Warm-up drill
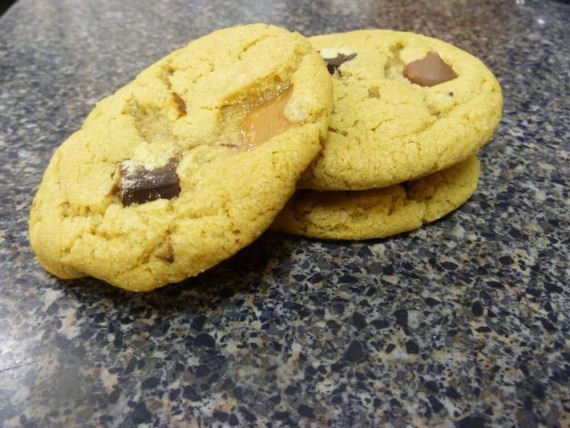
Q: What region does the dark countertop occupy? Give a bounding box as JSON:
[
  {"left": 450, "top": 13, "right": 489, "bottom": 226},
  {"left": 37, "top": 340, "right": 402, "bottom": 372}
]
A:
[{"left": 1, "top": 0, "right": 568, "bottom": 426}]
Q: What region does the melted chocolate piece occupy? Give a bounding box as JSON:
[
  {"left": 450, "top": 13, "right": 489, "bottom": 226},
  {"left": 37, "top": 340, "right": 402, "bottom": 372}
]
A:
[
  {"left": 323, "top": 53, "right": 357, "bottom": 75},
  {"left": 119, "top": 157, "right": 181, "bottom": 206},
  {"left": 403, "top": 52, "right": 457, "bottom": 87}
]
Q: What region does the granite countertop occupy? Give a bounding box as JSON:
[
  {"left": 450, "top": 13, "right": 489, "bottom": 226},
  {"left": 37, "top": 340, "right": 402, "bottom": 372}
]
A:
[{"left": 1, "top": 0, "right": 569, "bottom": 426}]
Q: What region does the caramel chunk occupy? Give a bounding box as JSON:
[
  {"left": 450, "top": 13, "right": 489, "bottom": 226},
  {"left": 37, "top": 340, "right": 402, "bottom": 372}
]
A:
[
  {"left": 167, "top": 92, "right": 186, "bottom": 117},
  {"left": 241, "top": 87, "right": 294, "bottom": 147},
  {"left": 323, "top": 52, "right": 357, "bottom": 75},
  {"left": 119, "top": 157, "right": 181, "bottom": 206},
  {"left": 404, "top": 52, "right": 457, "bottom": 87}
]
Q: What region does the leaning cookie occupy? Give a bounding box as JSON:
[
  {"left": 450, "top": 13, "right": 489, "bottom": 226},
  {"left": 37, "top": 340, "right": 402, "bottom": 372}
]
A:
[
  {"left": 273, "top": 156, "right": 480, "bottom": 240},
  {"left": 299, "top": 29, "right": 502, "bottom": 191},
  {"left": 29, "top": 24, "right": 332, "bottom": 291}
]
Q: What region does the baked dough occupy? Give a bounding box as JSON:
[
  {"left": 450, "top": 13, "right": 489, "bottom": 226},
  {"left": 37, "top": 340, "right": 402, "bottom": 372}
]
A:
[
  {"left": 273, "top": 156, "right": 480, "bottom": 240},
  {"left": 300, "top": 30, "right": 502, "bottom": 190},
  {"left": 29, "top": 24, "right": 332, "bottom": 291}
]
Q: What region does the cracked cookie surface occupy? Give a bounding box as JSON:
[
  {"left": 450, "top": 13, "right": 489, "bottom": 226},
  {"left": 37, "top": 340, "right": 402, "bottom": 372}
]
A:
[
  {"left": 29, "top": 24, "right": 332, "bottom": 291},
  {"left": 273, "top": 156, "right": 480, "bottom": 240},
  {"left": 299, "top": 30, "right": 502, "bottom": 191}
]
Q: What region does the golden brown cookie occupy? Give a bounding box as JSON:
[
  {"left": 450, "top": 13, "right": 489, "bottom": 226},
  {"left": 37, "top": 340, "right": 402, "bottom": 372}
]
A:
[
  {"left": 299, "top": 30, "right": 502, "bottom": 190},
  {"left": 29, "top": 24, "right": 332, "bottom": 291},
  {"left": 273, "top": 156, "right": 480, "bottom": 240}
]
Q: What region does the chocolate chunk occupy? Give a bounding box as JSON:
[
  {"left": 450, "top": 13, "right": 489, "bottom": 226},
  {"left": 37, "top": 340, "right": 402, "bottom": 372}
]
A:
[
  {"left": 154, "top": 241, "right": 174, "bottom": 263},
  {"left": 323, "top": 52, "right": 357, "bottom": 75},
  {"left": 119, "top": 157, "right": 181, "bottom": 206},
  {"left": 404, "top": 52, "right": 457, "bottom": 87}
]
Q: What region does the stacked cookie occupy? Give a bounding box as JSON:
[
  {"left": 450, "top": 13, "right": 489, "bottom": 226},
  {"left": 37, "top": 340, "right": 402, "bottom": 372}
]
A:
[
  {"left": 29, "top": 25, "right": 502, "bottom": 291},
  {"left": 272, "top": 30, "right": 503, "bottom": 239}
]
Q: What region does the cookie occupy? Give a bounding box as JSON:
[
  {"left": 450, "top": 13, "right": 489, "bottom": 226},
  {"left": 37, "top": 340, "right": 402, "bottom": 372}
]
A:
[
  {"left": 299, "top": 29, "right": 502, "bottom": 190},
  {"left": 273, "top": 156, "right": 480, "bottom": 240},
  {"left": 29, "top": 24, "right": 332, "bottom": 291}
]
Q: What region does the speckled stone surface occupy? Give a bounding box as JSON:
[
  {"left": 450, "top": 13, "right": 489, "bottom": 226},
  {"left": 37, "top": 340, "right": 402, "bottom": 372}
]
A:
[{"left": 1, "top": 0, "right": 569, "bottom": 426}]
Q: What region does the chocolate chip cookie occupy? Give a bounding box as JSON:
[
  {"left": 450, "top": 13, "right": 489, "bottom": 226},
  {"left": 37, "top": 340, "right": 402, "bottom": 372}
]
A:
[
  {"left": 300, "top": 29, "right": 502, "bottom": 191},
  {"left": 29, "top": 24, "right": 332, "bottom": 291},
  {"left": 273, "top": 156, "right": 480, "bottom": 240}
]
